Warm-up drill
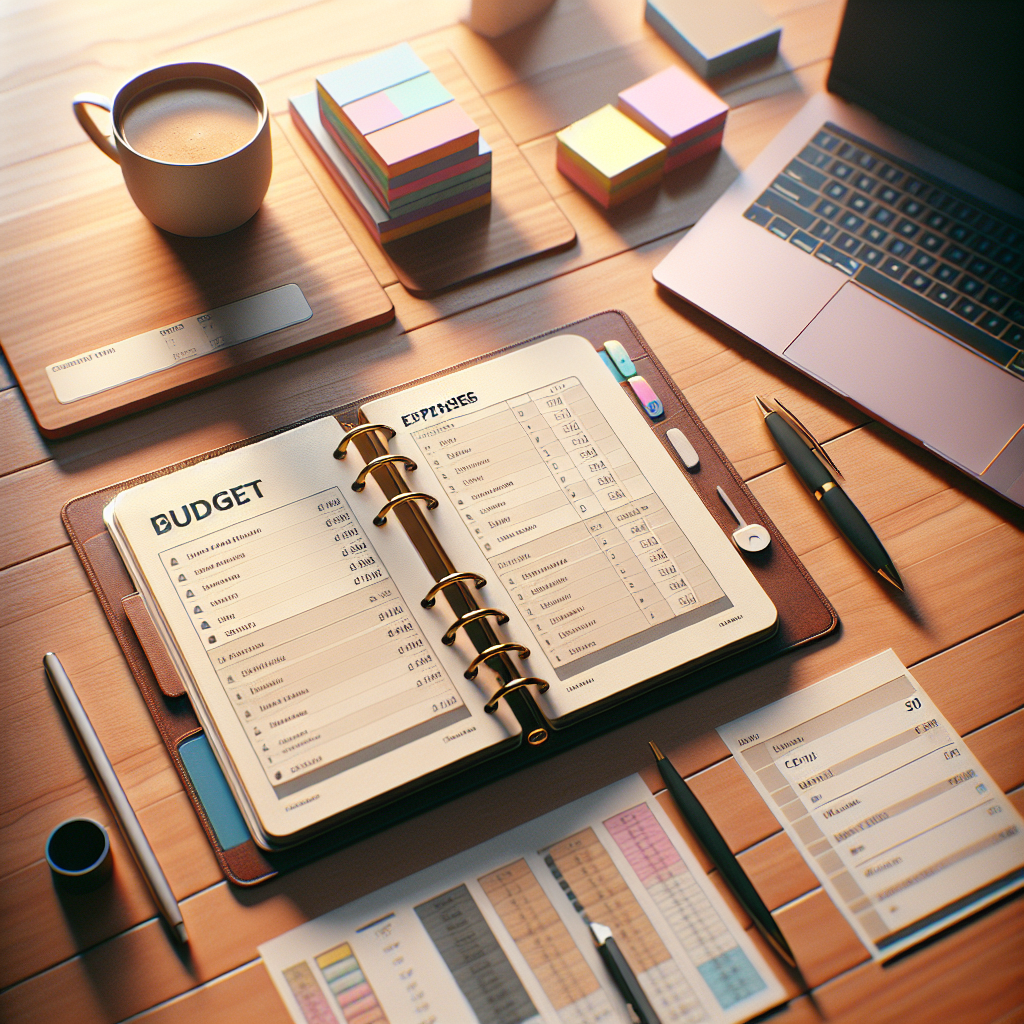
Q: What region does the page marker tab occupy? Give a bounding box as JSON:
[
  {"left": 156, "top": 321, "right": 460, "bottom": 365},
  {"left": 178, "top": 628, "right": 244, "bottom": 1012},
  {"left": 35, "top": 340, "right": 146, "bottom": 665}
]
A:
[
  {"left": 599, "top": 350, "right": 625, "bottom": 380},
  {"left": 603, "top": 339, "right": 636, "bottom": 377},
  {"left": 628, "top": 375, "right": 663, "bottom": 418},
  {"left": 666, "top": 427, "right": 700, "bottom": 470}
]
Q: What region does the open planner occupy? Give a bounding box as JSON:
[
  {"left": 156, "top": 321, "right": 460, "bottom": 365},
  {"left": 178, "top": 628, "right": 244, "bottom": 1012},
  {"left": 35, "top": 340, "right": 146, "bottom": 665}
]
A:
[{"left": 102, "top": 334, "right": 778, "bottom": 848}]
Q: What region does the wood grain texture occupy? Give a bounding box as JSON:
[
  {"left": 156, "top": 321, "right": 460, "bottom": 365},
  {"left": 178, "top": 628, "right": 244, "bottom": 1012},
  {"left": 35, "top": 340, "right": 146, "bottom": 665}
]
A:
[
  {"left": 0, "top": 121, "right": 394, "bottom": 437},
  {"left": 1, "top": 0, "right": 1022, "bottom": 1019}
]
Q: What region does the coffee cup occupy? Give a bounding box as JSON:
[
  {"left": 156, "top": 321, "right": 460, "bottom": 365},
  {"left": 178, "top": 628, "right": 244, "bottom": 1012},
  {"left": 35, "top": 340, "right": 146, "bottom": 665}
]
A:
[{"left": 73, "top": 62, "right": 272, "bottom": 237}]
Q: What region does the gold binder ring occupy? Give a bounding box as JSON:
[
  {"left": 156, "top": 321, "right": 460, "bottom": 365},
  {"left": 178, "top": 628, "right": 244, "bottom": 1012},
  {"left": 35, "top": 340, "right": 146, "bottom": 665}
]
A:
[
  {"left": 484, "top": 677, "right": 550, "bottom": 714},
  {"left": 373, "top": 492, "right": 438, "bottom": 526},
  {"left": 464, "top": 643, "right": 530, "bottom": 680},
  {"left": 422, "top": 571, "right": 488, "bottom": 609},
  {"left": 352, "top": 454, "right": 417, "bottom": 492},
  {"left": 441, "top": 608, "right": 509, "bottom": 646},
  {"left": 334, "top": 423, "right": 396, "bottom": 460}
]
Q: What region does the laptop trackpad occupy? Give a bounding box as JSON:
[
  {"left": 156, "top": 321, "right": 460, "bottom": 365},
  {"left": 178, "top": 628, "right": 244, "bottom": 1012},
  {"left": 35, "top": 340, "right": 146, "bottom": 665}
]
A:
[{"left": 785, "top": 283, "right": 1024, "bottom": 474}]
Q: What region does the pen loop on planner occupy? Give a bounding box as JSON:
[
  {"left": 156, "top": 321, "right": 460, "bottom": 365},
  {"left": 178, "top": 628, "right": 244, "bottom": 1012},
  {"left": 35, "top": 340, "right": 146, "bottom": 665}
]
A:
[
  {"left": 333, "top": 422, "right": 396, "bottom": 459},
  {"left": 373, "top": 491, "right": 438, "bottom": 526},
  {"left": 422, "top": 571, "right": 488, "bottom": 608},
  {"left": 352, "top": 454, "right": 417, "bottom": 491},
  {"left": 464, "top": 642, "right": 530, "bottom": 679},
  {"left": 484, "top": 677, "right": 550, "bottom": 713},
  {"left": 771, "top": 396, "right": 843, "bottom": 479},
  {"left": 442, "top": 607, "right": 509, "bottom": 645}
]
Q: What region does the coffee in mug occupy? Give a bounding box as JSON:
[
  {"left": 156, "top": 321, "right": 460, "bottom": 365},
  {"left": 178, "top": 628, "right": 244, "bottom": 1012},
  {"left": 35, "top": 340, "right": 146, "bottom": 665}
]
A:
[{"left": 73, "top": 63, "right": 272, "bottom": 237}]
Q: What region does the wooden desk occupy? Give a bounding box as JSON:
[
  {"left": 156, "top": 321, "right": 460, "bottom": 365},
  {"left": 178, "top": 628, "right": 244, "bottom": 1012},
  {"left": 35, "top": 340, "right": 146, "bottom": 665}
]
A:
[{"left": 1, "top": 1, "right": 1021, "bottom": 1021}]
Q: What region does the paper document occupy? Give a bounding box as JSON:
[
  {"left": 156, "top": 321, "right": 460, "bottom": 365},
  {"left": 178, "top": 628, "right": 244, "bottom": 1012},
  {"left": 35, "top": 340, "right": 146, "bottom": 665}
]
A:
[
  {"left": 259, "top": 775, "right": 785, "bottom": 1024},
  {"left": 717, "top": 649, "right": 1024, "bottom": 960}
]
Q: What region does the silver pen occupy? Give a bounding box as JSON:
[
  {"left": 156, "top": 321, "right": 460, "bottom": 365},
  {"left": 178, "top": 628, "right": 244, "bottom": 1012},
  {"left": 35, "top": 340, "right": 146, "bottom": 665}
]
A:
[{"left": 44, "top": 652, "right": 188, "bottom": 944}]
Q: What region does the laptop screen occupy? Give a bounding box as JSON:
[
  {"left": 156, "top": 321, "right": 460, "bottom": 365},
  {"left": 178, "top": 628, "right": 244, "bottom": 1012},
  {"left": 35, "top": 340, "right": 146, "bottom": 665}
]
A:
[{"left": 828, "top": 0, "right": 1024, "bottom": 195}]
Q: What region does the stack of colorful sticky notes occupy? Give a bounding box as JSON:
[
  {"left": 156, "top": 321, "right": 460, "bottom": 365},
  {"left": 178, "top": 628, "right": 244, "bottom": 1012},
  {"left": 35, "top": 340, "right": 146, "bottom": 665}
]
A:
[
  {"left": 617, "top": 66, "right": 728, "bottom": 171},
  {"left": 555, "top": 105, "right": 665, "bottom": 208},
  {"left": 314, "top": 44, "right": 491, "bottom": 239}
]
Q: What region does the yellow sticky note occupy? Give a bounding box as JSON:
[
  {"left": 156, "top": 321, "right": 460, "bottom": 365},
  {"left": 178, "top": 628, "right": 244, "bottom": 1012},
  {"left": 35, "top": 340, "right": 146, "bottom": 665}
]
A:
[{"left": 556, "top": 105, "right": 665, "bottom": 190}]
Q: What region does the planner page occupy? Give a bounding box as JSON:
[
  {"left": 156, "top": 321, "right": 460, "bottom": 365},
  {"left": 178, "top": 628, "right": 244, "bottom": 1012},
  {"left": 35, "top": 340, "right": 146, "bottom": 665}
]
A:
[
  {"left": 718, "top": 649, "right": 1024, "bottom": 960},
  {"left": 360, "top": 335, "right": 777, "bottom": 722},
  {"left": 260, "top": 775, "right": 786, "bottom": 1024},
  {"left": 104, "top": 416, "right": 520, "bottom": 847}
]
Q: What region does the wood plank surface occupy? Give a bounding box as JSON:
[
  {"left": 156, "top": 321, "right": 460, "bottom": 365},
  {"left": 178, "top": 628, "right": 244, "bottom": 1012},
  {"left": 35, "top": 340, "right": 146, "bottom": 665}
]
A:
[{"left": 0, "top": 0, "right": 1021, "bottom": 1020}]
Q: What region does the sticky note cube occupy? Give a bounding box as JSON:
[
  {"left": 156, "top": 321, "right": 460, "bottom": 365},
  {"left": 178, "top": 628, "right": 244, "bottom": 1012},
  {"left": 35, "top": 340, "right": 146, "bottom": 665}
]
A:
[
  {"left": 316, "top": 43, "right": 429, "bottom": 109},
  {"left": 556, "top": 106, "right": 665, "bottom": 208},
  {"left": 618, "top": 66, "right": 728, "bottom": 170},
  {"left": 342, "top": 73, "right": 453, "bottom": 137},
  {"left": 645, "top": 0, "right": 780, "bottom": 79}
]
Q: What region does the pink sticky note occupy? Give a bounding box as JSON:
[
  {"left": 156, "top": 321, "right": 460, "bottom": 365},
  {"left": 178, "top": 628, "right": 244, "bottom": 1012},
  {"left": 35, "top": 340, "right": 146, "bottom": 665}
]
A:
[
  {"left": 618, "top": 65, "right": 728, "bottom": 150},
  {"left": 343, "top": 91, "right": 404, "bottom": 136}
]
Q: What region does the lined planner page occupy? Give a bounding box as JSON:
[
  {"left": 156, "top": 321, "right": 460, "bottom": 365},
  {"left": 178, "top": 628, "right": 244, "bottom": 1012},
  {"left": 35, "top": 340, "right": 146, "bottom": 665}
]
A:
[
  {"left": 259, "top": 775, "right": 785, "bottom": 1024},
  {"left": 360, "top": 335, "right": 777, "bottom": 722},
  {"left": 104, "top": 415, "right": 518, "bottom": 846}
]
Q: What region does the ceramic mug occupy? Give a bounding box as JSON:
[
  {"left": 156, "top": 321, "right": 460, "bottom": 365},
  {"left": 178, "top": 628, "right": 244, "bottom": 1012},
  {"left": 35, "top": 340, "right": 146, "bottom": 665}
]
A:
[{"left": 73, "top": 62, "right": 272, "bottom": 237}]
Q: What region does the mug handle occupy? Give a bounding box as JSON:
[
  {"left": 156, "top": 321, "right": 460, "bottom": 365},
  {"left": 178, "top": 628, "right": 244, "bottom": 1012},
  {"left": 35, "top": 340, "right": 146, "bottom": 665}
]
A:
[{"left": 72, "top": 93, "right": 119, "bottom": 162}]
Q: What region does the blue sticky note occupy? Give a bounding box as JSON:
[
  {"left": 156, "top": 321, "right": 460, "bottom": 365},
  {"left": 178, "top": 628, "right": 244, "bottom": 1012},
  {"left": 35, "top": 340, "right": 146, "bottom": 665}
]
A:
[
  {"left": 318, "top": 43, "right": 429, "bottom": 109},
  {"left": 600, "top": 350, "right": 626, "bottom": 380},
  {"left": 179, "top": 734, "right": 251, "bottom": 850},
  {"left": 603, "top": 339, "right": 636, "bottom": 377}
]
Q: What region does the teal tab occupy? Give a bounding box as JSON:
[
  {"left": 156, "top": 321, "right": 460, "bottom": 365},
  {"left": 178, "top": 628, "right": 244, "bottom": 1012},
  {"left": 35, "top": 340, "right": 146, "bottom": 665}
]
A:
[
  {"left": 603, "top": 339, "right": 636, "bottom": 376},
  {"left": 599, "top": 350, "right": 626, "bottom": 380},
  {"left": 387, "top": 73, "right": 453, "bottom": 120},
  {"left": 179, "top": 734, "right": 251, "bottom": 850},
  {"left": 318, "top": 43, "right": 429, "bottom": 108}
]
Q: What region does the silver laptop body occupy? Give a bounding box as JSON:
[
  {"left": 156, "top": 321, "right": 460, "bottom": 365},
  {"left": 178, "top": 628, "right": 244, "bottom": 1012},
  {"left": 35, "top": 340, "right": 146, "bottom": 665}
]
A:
[{"left": 654, "top": 3, "right": 1024, "bottom": 507}]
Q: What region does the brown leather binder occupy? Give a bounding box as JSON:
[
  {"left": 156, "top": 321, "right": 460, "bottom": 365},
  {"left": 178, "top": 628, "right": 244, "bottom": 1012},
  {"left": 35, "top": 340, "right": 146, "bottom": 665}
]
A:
[{"left": 62, "top": 310, "right": 837, "bottom": 885}]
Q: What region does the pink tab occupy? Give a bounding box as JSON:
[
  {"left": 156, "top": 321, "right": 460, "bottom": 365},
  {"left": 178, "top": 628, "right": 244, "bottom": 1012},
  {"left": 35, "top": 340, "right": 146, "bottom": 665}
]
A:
[{"left": 628, "top": 375, "right": 664, "bottom": 418}]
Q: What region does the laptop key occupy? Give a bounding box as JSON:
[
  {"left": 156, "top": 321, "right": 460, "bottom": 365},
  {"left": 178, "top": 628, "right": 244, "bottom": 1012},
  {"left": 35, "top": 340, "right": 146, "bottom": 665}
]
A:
[
  {"left": 768, "top": 217, "right": 795, "bottom": 239},
  {"left": 948, "top": 223, "right": 971, "bottom": 242},
  {"left": 858, "top": 244, "right": 884, "bottom": 265},
  {"left": 784, "top": 159, "right": 828, "bottom": 190},
  {"left": 873, "top": 207, "right": 896, "bottom": 226},
  {"left": 979, "top": 313, "right": 1008, "bottom": 335},
  {"left": 989, "top": 269, "right": 1019, "bottom": 293},
  {"left": 757, "top": 190, "right": 816, "bottom": 229},
  {"left": 1005, "top": 325, "right": 1024, "bottom": 346},
  {"left": 906, "top": 271, "right": 930, "bottom": 291},
  {"left": 744, "top": 204, "right": 773, "bottom": 227},
  {"left": 971, "top": 235, "right": 997, "bottom": 256},
  {"left": 811, "top": 220, "right": 838, "bottom": 241},
  {"left": 888, "top": 239, "right": 913, "bottom": 257},
  {"left": 935, "top": 264, "right": 958, "bottom": 283},
  {"left": 853, "top": 173, "right": 876, "bottom": 193},
  {"left": 920, "top": 232, "right": 945, "bottom": 252},
  {"left": 925, "top": 212, "right": 948, "bottom": 230},
  {"left": 789, "top": 230, "right": 818, "bottom": 253},
  {"left": 929, "top": 283, "right": 956, "bottom": 306},
  {"left": 996, "top": 247, "right": 1021, "bottom": 270},
  {"left": 953, "top": 298, "right": 983, "bottom": 322},
  {"left": 896, "top": 219, "right": 919, "bottom": 238},
  {"left": 814, "top": 243, "right": 858, "bottom": 274},
  {"left": 880, "top": 257, "right": 908, "bottom": 280},
  {"left": 857, "top": 153, "right": 877, "bottom": 170},
  {"left": 967, "top": 257, "right": 993, "bottom": 277},
  {"left": 848, "top": 193, "right": 872, "bottom": 213},
  {"left": 838, "top": 212, "right": 864, "bottom": 232},
  {"left": 813, "top": 130, "right": 839, "bottom": 151},
  {"left": 900, "top": 198, "right": 924, "bottom": 217},
  {"left": 983, "top": 289, "right": 1008, "bottom": 311},
  {"left": 911, "top": 252, "right": 936, "bottom": 271},
  {"left": 824, "top": 181, "right": 848, "bottom": 200},
  {"left": 905, "top": 178, "right": 926, "bottom": 195},
  {"left": 831, "top": 161, "right": 853, "bottom": 179},
  {"left": 799, "top": 146, "right": 832, "bottom": 169},
  {"left": 877, "top": 186, "right": 900, "bottom": 205},
  {"left": 815, "top": 198, "right": 841, "bottom": 219},
  {"left": 943, "top": 244, "right": 968, "bottom": 264},
  {"left": 1007, "top": 303, "right": 1024, "bottom": 325},
  {"left": 836, "top": 232, "right": 861, "bottom": 254},
  {"left": 772, "top": 175, "right": 817, "bottom": 207},
  {"left": 958, "top": 276, "right": 983, "bottom": 296},
  {"left": 880, "top": 165, "right": 904, "bottom": 184},
  {"left": 862, "top": 224, "right": 888, "bottom": 245}
]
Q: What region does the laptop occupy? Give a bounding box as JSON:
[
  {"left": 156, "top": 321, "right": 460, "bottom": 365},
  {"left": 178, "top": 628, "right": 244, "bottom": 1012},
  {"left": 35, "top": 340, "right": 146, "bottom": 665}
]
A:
[{"left": 653, "top": 0, "right": 1024, "bottom": 507}]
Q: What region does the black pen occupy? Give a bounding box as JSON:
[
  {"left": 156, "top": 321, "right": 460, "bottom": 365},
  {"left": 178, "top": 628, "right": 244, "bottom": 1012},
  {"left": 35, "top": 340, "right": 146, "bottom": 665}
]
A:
[
  {"left": 649, "top": 741, "right": 797, "bottom": 969},
  {"left": 589, "top": 922, "right": 663, "bottom": 1024},
  {"left": 754, "top": 395, "right": 903, "bottom": 590}
]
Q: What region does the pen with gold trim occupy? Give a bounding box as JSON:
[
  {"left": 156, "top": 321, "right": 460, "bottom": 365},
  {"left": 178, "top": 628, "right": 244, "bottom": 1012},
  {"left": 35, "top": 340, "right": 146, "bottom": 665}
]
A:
[{"left": 754, "top": 395, "right": 903, "bottom": 590}]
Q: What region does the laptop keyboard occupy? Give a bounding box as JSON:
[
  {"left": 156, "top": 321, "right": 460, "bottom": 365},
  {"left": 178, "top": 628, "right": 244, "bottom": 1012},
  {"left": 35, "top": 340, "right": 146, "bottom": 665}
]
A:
[{"left": 743, "top": 123, "right": 1024, "bottom": 378}]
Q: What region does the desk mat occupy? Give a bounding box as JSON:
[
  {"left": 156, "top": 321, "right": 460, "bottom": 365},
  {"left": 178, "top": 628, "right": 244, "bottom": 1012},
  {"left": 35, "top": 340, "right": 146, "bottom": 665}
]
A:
[
  {"left": 284, "top": 48, "right": 577, "bottom": 296},
  {"left": 62, "top": 310, "right": 837, "bottom": 886},
  {"left": 0, "top": 121, "right": 394, "bottom": 438}
]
